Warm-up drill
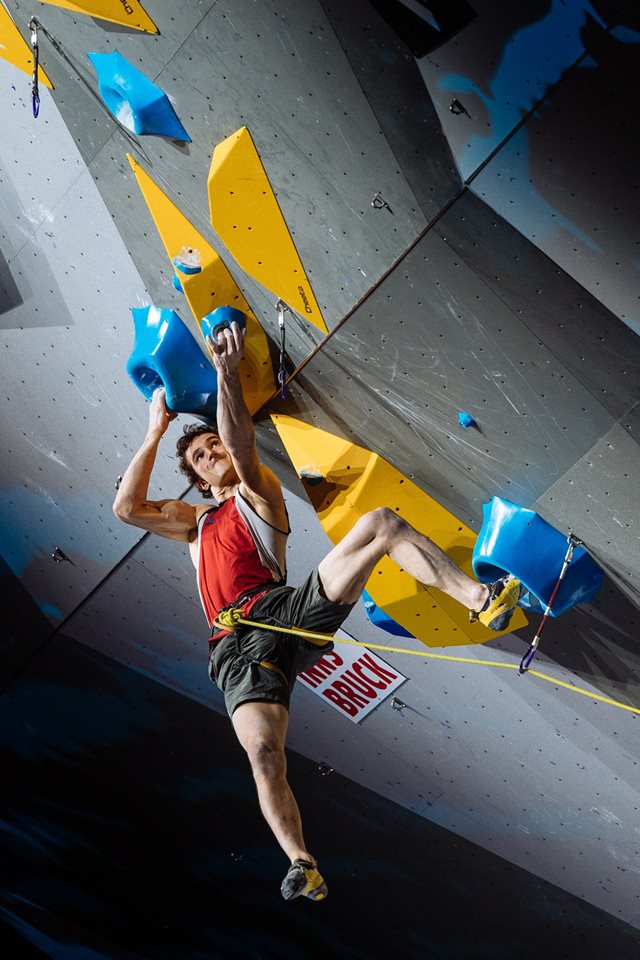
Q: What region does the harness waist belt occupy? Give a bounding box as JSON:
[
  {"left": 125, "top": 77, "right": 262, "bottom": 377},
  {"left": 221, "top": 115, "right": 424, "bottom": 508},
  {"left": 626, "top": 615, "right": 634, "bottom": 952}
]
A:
[{"left": 208, "top": 581, "right": 284, "bottom": 646}]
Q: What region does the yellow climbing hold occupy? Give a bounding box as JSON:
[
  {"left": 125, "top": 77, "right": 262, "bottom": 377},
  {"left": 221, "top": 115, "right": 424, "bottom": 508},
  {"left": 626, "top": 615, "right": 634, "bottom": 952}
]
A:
[
  {"left": 127, "top": 154, "right": 275, "bottom": 416},
  {"left": 36, "top": 1, "right": 158, "bottom": 33},
  {"left": 0, "top": 5, "right": 53, "bottom": 88},
  {"left": 208, "top": 127, "right": 328, "bottom": 334},
  {"left": 271, "top": 415, "right": 528, "bottom": 648}
]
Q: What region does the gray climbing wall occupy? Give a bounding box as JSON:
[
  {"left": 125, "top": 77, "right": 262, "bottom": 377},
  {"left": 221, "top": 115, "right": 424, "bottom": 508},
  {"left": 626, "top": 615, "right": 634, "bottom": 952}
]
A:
[{"left": 2, "top": 0, "right": 640, "bottom": 950}]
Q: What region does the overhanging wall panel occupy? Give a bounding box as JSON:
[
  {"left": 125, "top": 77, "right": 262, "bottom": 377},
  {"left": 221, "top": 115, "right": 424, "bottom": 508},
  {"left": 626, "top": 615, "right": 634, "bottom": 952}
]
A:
[
  {"left": 533, "top": 424, "right": 640, "bottom": 608},
  {"left": 276, "top": 228, "right": 615, "bottom": 525},
  {"left": 0, "top": 75, "right": 189, "bottom": 626},
  {"left": 2, "top": 0, "right": 215, "bottom": 161},
  {"left": 416, "top": 0, "right": 631, "bottom": 180},
  {"left": 0, "top": 68, "right": 85, "bottom": 274},
  {"left": 20, "top": 0, "right": 431, "bottom": 337},
  {"left": 471, "top": 21, "right": 640, "bottom": 332},
  {"left": 433, "top": 190, "right": 640, "bottom": 424},
  {"left": 319, "top": 0, "right": 463, "bottom": 220},
  {"left": 142, "top": 0, "right": 428, "bottom": 328}
]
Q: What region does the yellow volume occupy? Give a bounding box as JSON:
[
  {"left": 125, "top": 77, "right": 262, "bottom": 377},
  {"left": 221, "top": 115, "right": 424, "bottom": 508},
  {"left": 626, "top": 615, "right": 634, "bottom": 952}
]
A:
[
  {"left": 36, "top": 1, "right": 158, "bottom": 33},
  {"left": 209, "top": 127, "right": 328, "bottom": 334},
  {"left": 271, "top": 414, "right": 528, "bottom": 648}
]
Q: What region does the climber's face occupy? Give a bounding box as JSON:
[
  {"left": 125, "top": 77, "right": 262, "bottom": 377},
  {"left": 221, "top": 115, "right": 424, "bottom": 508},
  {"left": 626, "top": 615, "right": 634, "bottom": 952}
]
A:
[{"left": 187, "top": 432, "right": 238, "bottom": 494}]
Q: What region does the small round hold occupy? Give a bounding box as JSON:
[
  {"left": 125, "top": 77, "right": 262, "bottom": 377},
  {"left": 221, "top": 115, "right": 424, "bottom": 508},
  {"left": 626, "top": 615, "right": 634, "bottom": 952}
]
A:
[
  {"left": 172, "top": 247, "right": 202, "bottom": 275},
  {"left": 458, "top": 411, "right": 477, "bottom": 429}
]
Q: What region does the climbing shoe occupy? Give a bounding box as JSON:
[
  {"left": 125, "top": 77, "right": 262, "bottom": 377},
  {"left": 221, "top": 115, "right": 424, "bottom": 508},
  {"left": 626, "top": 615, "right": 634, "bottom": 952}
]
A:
[
  {"left": 469, "top": 575, "right": 523, "bottom": 631},
  {"left": 280, "top": 858, "right": 328, "bottom": 902}
]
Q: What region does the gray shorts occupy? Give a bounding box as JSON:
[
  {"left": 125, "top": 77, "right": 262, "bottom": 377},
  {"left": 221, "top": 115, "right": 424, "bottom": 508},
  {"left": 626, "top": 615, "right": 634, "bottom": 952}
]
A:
[{"left": 208, "top": 569, "right": 355, "bottom": 717}]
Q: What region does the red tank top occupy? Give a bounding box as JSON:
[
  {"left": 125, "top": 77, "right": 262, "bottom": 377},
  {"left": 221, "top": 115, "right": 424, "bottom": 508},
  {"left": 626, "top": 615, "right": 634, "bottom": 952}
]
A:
[{"left": 196, "top": 498, "right": 281, "bottom": 630}]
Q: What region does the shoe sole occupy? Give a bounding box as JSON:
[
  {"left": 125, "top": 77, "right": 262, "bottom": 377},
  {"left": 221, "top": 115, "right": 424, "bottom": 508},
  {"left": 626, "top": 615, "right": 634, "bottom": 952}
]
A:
[
  {"left": 281, "top": 867, "right": 328, "bottom": 902},
  {"left": 479, "top": 577, "right": 523, "bottom": 631}
]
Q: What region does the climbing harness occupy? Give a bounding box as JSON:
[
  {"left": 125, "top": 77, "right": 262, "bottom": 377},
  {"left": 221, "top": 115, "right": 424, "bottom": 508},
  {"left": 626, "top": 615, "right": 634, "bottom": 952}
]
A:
[
  {"left": 211, "top": 583, "right": 291, "bottom": 687},
  {"left": 28, "top": 16, "right": 41, "bottom": 118},
  {"left": 518, "top": 533, "right": 582, "bottom": 675},
  {"left": 275, "top": 299, "right": 290, "bottom": 399},
  {"left": 209, "top": 581, "right": 284, "bottom": 643},
  {"left": 213, "top": 606, "right": 640, "bottom": 718}
]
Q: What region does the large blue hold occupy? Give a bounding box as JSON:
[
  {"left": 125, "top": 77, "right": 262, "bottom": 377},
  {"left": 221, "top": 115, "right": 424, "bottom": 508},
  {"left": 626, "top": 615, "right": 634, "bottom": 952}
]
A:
[
  {"left": 88, "top": 51, "right": 190, "bottom": 141},
  {"left": 126, "top": 306, "right": 218, "bottom": 425},
  {"left": 472, "top": 496, "right": 603, "bottom": 616}
]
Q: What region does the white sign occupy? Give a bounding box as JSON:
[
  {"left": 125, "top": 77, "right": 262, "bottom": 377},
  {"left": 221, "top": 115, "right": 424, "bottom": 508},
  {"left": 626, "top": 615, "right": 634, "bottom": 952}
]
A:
[{"left": 297, "top": 631, "right": 407, "bottom": 723}]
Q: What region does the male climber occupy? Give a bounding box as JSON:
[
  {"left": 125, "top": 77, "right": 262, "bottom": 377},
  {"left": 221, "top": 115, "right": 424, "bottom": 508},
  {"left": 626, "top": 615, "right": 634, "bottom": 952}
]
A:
[{"left": 113, "top": 317, "right": 521, "bottom": 902}]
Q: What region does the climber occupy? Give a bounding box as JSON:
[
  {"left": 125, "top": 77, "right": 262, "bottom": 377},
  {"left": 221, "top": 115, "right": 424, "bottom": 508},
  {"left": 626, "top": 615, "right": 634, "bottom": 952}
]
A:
[{"left": 113, "top": 317, "right": 521, "bottom": 902}]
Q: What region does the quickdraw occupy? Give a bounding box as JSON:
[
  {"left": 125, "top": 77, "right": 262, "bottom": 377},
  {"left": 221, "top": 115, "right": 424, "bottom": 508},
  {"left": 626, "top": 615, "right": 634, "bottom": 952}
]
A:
[
  {"left": 518, "top": 534, "right": 583, "bottom": 675},
  {"left": 28, "top": 17, "right": 41, "bottom": 118},
  {"left": 275, "top": 299, "right": 291, "bottom": 400}
]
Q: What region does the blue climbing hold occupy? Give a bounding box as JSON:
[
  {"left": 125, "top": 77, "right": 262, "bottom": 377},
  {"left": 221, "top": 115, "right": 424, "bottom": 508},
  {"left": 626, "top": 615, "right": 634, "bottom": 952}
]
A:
[
  {"left": 88, "top": 51, "right": 190, "bottom": 141},
  {"left": 472, "top": 496, "right": 603, "bottom": 616},
  {"left": 126, "top": 306, "right": 218, "bottom": 424},
  {"left": 362, "top": 590, "right": 414, "bottom": 638},
  {"left": 172, "top": 251, "right": 201, "bottom": 295},
  {"left": 458, "top": 411, "right": 477, "bottom": 429},
  {"left": 199, "top": 305, "right": 246, "bottom": 344}
]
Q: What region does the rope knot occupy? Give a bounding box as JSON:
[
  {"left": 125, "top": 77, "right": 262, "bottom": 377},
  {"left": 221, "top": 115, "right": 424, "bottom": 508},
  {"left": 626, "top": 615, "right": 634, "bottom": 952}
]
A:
[{"left": 217, "top": 607, "right": 243, "bottom": 628}]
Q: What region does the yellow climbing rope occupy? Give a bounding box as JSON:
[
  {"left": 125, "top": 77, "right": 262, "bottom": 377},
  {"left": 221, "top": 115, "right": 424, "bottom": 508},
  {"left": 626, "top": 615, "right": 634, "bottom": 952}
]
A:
[{"left": 214, "top": 609, "right": 640, "bottom": 718}]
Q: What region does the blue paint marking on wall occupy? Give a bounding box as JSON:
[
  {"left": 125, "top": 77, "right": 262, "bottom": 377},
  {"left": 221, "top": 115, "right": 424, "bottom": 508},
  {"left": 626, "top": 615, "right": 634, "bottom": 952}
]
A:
[
  {"left": 0, "top": 485, "right": 132, "bottom": 611},
  {"left": 121, "top": 632, "right": 206, "bottom": 690},
  {"left": 434, "top": 0, "right": 640, "bottom": 262},
  {"left": 40, "top": 601, "right": 64, "bottom": 620},
  {"left": 440, "top": 0, "right": 607, "bottom": 179}
]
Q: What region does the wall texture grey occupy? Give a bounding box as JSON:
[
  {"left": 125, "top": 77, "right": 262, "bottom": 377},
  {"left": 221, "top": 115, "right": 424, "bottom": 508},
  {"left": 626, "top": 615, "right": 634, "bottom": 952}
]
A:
[{"left": 1, "top": 0, "right": 640, "bottom": 947}]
